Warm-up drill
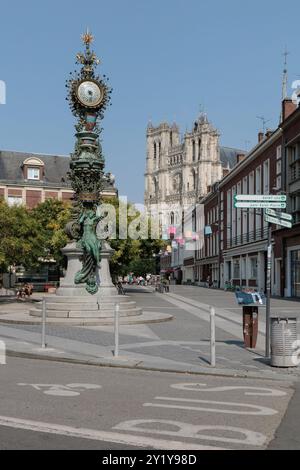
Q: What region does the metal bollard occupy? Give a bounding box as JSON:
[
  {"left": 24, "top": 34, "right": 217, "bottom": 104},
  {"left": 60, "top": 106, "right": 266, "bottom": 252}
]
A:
[
  {"left": 41, "top": 298, "right": 47, "bottom": 349},
  {"left": 114, "top": 303, "right": 120, "bottom": 357},
  {"left": 210, "top": 306, "right": 216, "bottom": 367}
]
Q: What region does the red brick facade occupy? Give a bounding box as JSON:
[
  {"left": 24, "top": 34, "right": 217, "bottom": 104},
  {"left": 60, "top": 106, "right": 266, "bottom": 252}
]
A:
[{"left": 194, "top": 101, "right": 300, "bottom": 297}]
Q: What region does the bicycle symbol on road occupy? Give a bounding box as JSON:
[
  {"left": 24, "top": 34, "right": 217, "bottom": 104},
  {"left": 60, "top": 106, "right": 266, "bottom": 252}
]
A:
[{"left": 17, "top": 383, "right": 102, "bottom": 397}]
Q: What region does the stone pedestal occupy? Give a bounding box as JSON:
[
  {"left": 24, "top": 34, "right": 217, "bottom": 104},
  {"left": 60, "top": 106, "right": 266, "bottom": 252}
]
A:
[
  {"left": 30, "top": 240, "right": 142, "bottom": 319},
  {"left": 56, "top": 242, "right": 89, "bottom": 297}
]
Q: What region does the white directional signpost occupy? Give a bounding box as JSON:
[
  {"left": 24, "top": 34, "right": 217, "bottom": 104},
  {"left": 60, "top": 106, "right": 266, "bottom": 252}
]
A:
[
  {"left": 264, "top": 215, "right": 292, "bottom": 228},
  {"left": 234, "top": 194, "right": 290, "bottom": 358},
  {"left": 265, "top": 209, "right": 293, "bottom": 228},
  {"left": 265, "top": 208, "right": 292, "bottom": 220},
  {"left": 234, "top": 202, "right": 286, "bottom": 209}
]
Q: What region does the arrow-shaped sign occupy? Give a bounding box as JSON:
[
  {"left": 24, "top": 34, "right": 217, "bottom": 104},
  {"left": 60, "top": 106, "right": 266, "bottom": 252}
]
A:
[
  {"left": 234, "top": 194, "right": 286, "bottom": 202},
  {"left": 234, "top": 202, "right": 286, "bottom": 209},
  {"left": 264, "top": 214, "right": 292, "bottom": 228},
  {"left": 265, "top": 209, "right": 292, "bottom": 221}
]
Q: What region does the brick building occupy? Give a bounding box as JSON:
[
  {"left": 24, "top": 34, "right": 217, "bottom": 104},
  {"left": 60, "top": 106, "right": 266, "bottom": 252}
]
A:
[
  {"left": 0, "top": 150, "right": 117, "bottom": 288},
  {"left": 0, "top": 150, "right": 117, "bottom": 207},
  {"left": 196, "top": 98, "right": 300, "bottom": 298}
]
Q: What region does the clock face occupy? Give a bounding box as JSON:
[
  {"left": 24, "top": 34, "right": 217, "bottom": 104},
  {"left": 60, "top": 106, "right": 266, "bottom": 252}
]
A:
[{"left": 76, "top": 80, "right": 103, "bottom": 108}]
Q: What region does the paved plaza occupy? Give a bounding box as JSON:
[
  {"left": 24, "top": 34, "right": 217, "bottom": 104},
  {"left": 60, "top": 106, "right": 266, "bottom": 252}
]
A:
[
  {"left": 1, "top": 285, "right": 300, "bottom": 449},
  {"left": 0, "top": 285, "right": 300, "bottom": 378}
]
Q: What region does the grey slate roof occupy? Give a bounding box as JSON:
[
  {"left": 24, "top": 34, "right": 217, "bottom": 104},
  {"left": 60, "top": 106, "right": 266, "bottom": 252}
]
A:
[
  {"left": 0, "top": 150, "right": 115, "bottom": 190},
  {"left": 220, "top": 146, "right": 244, "bottom": 169}
]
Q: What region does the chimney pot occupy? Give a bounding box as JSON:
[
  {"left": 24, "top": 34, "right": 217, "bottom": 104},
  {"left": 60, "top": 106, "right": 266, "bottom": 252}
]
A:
[
  {"left": 258, "top": 132, "right": 264, "bottom": 143},
  {"left": 282, "top": 98, "right": 297, "bottom": 121},
  {"left": 237, "top": 153, "right": 246, "bottom": 163}
]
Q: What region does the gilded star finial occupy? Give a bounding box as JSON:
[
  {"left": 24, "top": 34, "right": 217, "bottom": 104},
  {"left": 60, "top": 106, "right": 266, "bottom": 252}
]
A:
[{"left": 81, "top": 27, "right": 94, "bottom": 46}]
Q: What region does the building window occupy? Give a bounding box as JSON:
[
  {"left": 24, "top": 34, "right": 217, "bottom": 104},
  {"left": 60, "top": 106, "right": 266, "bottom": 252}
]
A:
[
  {"left": 27, "top": 167, "right": 40, "bottom": 180},
  {"left": 276, "top": 175, "right": 282, "bottom": 190},
  {"left": 198, "top": 139, "right": 201, "bottom": 160},
  {"left": 7, "top": 196, "right": 23, "bottom": 206},
  {"left": 233, "top": 259, "right": 240, "bottom": 279},
  {"left": 250, "top": 257, "right": 258, "bottom": 279},
  {"left": 291, "top": 249, "right": 300, "bottom": 297},
  {"left": 241, "top": 257, "right": 246, "bottom": 279},
  {"left": 192, "top": 140, "right": 195, "bottom": 161},
  {"left": 263, "top": 159, "right": 269, "bottom": 193}
]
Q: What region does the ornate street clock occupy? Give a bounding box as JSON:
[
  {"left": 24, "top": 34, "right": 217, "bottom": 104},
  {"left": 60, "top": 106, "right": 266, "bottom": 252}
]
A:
[
  {"left": 65, "top": 29, "right": 112, "bottom": 295},
  {"left": 76, "top": 79, "right": 104, "bottom": 108},
  {"left": 66, "top": 29, "right": 111, "bottom": 119}
]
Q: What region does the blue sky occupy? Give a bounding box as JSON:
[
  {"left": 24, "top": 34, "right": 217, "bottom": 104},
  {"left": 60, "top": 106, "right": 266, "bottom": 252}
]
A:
[{"left": 1, "top": 0, "right": 300, "bottom": 202}]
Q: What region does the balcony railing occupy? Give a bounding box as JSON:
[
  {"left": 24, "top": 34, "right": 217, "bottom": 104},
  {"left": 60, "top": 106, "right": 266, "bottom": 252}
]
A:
[{"left": 226, "top": 226, "right": 268, "bottom": 249}]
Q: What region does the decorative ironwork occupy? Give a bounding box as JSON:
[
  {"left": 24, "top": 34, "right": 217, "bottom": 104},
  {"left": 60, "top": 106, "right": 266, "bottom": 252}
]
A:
[{"left": 65, "top": 30, "right": 112, "bottom": 294}]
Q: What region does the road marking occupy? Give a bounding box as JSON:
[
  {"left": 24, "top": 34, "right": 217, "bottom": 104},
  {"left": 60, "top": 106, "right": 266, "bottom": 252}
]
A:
[
  {"left": 17, "top": 383, "right": 102, "bottom": 397},
  {"left": 114, "top": 419, "right": 266, "bottom": 447},
  {"left": 0, "top": 415, "right": 225, "bottom": 450},
  {"left": 144, "top": 397, "right": 277, "bottom": 415},
  {"left": 171, "top": 383, "right": 287, "bottom": 397}
]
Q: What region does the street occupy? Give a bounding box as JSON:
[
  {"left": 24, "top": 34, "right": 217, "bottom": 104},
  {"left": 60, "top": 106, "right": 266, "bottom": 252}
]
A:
[{"left": 0, "top": 355, "right": 294, "bottom": 450}]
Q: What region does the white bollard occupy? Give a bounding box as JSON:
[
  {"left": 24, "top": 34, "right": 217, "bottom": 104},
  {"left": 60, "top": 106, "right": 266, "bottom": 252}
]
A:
[
  {"left": 210, "top": 306, "right": 216, "bottom": 367},
  {"left": 41, "top": 298, "right": 47, "bottom": 349},
  {"left": 114, "top": 303, "right": 120, "bottom": 357},
  {"left": 0, "top": 340, "right": 6, "bottom": 365}
]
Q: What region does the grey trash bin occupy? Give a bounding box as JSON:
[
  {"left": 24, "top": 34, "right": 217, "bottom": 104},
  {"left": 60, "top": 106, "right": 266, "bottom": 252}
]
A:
[{"left": 270, "top": 317, "right": 298, "bottom": 367}]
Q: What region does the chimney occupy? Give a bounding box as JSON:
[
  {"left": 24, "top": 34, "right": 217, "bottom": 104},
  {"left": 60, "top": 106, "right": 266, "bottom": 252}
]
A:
[
  {"left": 258, "top": 132, "right": 264, "bottom": 143},
  {"left": 237, "top": 153, "right": 246, "bottom": 163},
  {"left": 282, "top": 98, "right": 297, "bottom": 121},
  {"left": 265, "top": 129, "right": 273, "bottom": 139},
  {"left": 223, "top": 168, "right": 230, "bottom": 177}
]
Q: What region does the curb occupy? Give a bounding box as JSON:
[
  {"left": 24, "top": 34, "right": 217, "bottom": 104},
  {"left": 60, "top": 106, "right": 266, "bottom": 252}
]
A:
[
  {"left": 6, "top": 348, "right": 299, "bottom": 383},
  {"left": 0, "top": 313, "right": 174, "bottom": 327}
]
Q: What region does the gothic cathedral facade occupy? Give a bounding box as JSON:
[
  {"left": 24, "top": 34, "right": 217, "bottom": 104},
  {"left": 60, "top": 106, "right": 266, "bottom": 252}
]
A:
[{"left": 144, "top": 114, "right": 238, "bottom": 211}]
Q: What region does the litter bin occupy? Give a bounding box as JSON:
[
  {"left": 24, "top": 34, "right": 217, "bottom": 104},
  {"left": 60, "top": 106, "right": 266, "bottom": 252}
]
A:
[
  {"left": 271, "top": 317, "right": 298, "bottom": 367},
  {"left": 242, "top": 306, "right": 258, "bottom": 348}
]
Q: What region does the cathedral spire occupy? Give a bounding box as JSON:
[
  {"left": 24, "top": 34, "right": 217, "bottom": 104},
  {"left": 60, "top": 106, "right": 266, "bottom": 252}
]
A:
[{"left": 282, "top": 46, "right": 289, "bottom": 101}]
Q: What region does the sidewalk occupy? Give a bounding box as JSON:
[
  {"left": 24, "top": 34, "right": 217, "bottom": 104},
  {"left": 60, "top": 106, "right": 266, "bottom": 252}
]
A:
[{"left": 0, "top": 285, "right": 299, "bottom": 381}]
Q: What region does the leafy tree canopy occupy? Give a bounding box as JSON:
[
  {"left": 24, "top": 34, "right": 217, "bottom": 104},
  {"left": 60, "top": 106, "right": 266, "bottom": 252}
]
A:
[
  {"left": 0, "top": 199, "right": 71, "bottom": 271},
  {"left": 0, "top": 197, "right": 163, "bottom": 278}
]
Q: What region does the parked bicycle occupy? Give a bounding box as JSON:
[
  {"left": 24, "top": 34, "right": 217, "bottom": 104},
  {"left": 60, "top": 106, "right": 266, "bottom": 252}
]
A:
[{"left": 116, "top": 281, "right": 125, "bottom": 295}]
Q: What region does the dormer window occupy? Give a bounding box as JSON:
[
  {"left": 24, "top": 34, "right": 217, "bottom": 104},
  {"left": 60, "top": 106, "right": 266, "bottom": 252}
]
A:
[
  {"left": 22, "top": 157, "right": 44, "bottom": 181},
  {"left": 28, "top": 167, "right": 40, "bottom": 180}
]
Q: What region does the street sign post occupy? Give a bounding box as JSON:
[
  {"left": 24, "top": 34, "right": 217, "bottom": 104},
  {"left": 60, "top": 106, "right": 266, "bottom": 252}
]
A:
[
  {"left": 234, "top": 201, "right": 286, "bottom": 209},
  {"left": 232, "top": 194, "right": 291, "bottom": 359},
  {"left": 266, "top": 225, "right": 272, "bottom": 358},
  {"left": 265, "top": 209, "right": 292, "bottom": 221},
  {"left": 264, "top": 214, "right": 292, "bottom": 228}
]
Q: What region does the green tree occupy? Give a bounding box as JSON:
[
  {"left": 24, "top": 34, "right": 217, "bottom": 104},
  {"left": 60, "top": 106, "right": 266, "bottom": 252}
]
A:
[
  {"left": 32, "top": 199, "right": 71, "bottom": 265},
  {"left": 100, "top": 197, "right": 164, "bottom": 278},
  {"left": 0, "top": 200, "right": 45, "bottom": 271}
]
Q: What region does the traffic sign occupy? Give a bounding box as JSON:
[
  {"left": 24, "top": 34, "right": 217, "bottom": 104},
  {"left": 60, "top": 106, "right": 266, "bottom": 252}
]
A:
[
  {"left": 234, "top": 202, "right": 286, "bottom": 209},
  {"left": 264, "top": 214, "right": 292, "bottom": 228},
  {"left": 234, "top": 194, "right": 286, "bottom": 202},
  {"left": 265, "top": 209, "right": 292, "bottom": 221}
]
